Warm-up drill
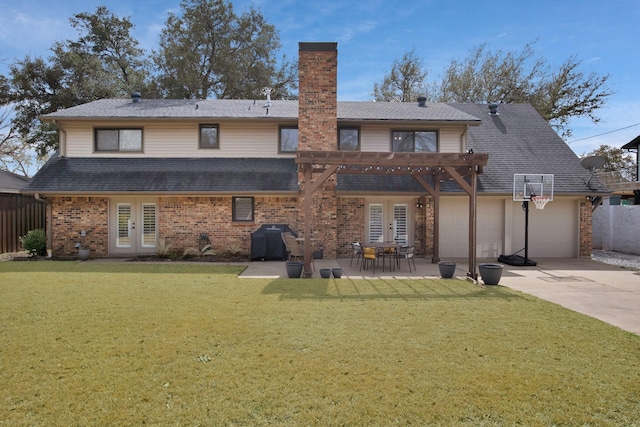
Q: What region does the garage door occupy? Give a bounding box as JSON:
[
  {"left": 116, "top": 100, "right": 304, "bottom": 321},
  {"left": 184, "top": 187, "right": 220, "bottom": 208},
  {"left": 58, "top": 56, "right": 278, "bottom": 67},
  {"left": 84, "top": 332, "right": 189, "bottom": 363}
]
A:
[
  {"left": 510, "top": 198, "right": 577, "bottom": 258},
  {"left": 439, "top": 197, "right": 577, "bottom": 258},
  {"left": 439, "top": 197, "right": 503, "bottom": 258}
]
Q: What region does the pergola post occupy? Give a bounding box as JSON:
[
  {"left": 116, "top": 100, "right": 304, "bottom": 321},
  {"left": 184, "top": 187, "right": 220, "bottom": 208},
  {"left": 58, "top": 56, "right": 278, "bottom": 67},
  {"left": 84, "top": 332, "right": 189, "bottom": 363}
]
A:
[{"left": 296, "top": 151, "right": 488, "bottom": 277}]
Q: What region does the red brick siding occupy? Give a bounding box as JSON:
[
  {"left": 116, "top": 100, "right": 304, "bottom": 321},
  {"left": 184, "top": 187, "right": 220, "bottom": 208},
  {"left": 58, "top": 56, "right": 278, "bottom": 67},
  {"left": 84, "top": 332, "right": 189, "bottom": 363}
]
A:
[
  {"left": 335, "top": 196, "right": 429, "bottom": 257},
  {"left": 336, "top": 197, "right": 365, "bottom": 257},
  {"left": 159, "top": 196, "right": 300, "bottom": 255},
  {"left": 50, "top": 196, "right": 109, "bottom": 256},
  {"left": 298, "top": 45, "right": 338, "bottom": 152},
  {"left": 579, "top": 198, "right": 593, "bottom": 258},
  {"left": 297, "top": 43, "right": 339, "bottom": 258}
]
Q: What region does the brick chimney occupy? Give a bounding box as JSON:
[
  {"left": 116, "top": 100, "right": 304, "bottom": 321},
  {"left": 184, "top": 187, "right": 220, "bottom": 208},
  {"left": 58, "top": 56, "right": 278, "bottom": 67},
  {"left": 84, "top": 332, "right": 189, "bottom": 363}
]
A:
[
  {"left": 297, "top": 42, "right": 338, "bottom": 259},
  {"left": 298, "top": 42, "right": 338, "bottom": 151}
]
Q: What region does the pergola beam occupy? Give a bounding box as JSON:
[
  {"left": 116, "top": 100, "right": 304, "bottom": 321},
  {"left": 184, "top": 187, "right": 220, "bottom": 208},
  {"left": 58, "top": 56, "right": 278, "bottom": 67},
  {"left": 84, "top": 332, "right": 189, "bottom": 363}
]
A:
[{"left": 295, "top": 151, "right": 488, "bottom": 278}]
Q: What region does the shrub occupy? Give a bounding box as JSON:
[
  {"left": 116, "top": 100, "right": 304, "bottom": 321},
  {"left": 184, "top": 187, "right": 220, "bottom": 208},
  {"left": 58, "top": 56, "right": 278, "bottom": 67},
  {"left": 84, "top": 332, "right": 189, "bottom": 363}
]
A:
[
  {"left": 20, "top": 229, "right": 47, "bottom": 256},
  {"left": 183, "top": 244, "right": 215, "bottom": 258},
  {"left": 226, "top": 244, "right": 242, "bottom": 256},
  {"left": 155, "top": 238, "right": 173, "bottom": 258}
]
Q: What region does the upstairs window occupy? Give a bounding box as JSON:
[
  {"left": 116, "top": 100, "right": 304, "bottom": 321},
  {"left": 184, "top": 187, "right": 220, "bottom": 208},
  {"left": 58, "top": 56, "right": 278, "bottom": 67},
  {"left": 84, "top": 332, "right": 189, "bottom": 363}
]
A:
[
  {"left": 233, "top": 196, "right": 254, "bottom": 222},
  {"left": 199, "top": 124, "right": 219, "bottom": 149},
  {"left": 95, "top": 128, "right": 143, "bottom": 152},
  {"left": 339, "top": 127, "right": 360, "bottom": 151},
  {"left": 279, "top": 126, "right": 298, "bottom": 153},
  {"left": 391, "top": 130, "right": 437, "bottom": 152}
]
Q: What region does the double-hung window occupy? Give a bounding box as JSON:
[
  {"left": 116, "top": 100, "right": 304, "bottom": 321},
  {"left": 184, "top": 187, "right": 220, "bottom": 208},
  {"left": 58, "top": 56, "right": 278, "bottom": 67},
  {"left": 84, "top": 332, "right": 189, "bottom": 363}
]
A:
[
  {"left": 233, "top": 196, "right": 254, "bottom": 222},
  {"left": 95, "top": 128, "right": 143, "bottom": 152},
  {"left": 338, "top": 127, "right": 360, "bottom": 150},
  {"left": 199, "top": 124, "right": 219, "bottom": 149},
  {"left": 391, "top": 130, "right": 437, "bottom": 152},
  {"left": 279, "top": 126, "right": 298, "bottom": 153}
]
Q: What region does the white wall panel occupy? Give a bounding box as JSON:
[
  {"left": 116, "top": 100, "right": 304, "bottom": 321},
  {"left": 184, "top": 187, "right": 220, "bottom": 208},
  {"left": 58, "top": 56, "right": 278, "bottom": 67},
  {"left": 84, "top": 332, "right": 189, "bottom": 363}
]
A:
[{"left": 440, "top": 197, "right": 577, "bottom": 258}]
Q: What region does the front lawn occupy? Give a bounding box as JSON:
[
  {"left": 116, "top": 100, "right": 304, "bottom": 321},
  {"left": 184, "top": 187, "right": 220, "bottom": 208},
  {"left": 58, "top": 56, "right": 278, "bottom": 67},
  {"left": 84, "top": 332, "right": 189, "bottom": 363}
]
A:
[{"left": 0, "top": 262, "right": 638, "bottom": 425}]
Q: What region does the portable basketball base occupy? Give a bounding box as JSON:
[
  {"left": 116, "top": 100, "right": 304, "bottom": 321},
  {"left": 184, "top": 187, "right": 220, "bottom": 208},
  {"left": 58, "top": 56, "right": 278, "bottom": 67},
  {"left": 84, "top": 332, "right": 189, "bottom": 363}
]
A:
[{"left": 498, "top": 174, "right": 554, "bottom": 267}]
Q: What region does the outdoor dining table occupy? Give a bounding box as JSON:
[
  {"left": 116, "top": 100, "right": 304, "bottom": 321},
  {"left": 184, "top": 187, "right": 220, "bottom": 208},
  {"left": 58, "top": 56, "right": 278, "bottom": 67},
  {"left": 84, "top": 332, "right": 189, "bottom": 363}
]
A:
[{"left": 363, "top": 242, "right": 404, "bottom": 272}]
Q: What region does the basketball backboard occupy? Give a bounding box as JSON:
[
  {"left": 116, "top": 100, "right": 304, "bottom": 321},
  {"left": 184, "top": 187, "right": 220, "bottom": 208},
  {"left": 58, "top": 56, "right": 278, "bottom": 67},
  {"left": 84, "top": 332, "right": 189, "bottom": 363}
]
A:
[{"left": 513, "top": 174, "right": 554, "bottom": 201}]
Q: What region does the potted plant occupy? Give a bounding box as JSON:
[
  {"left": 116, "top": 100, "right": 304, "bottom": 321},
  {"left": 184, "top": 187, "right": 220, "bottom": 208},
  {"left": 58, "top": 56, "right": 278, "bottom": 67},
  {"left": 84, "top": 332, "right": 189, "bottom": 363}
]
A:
[
  {"left": 438, "top": 261, "right": 456, "bottom": 278},
  {"left": 479, "top": 263, "right": 504, "bottom": 285}
]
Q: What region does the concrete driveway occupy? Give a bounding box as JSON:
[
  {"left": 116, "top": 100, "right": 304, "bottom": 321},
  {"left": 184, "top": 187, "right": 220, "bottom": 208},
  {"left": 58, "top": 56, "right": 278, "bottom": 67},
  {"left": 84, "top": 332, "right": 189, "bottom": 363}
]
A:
[{"left": 494, "top": 258, "right": 640, "bottom": 335}]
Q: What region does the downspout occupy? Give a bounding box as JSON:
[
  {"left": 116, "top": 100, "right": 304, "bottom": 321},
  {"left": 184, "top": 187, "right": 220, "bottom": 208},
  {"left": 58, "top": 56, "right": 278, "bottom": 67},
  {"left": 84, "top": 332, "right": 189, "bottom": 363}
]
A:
[
  {"left": 461, "top": 124, "right": 468, "bottom": 152},
  {"left": 34, "top": 193, "right": 53, "bottom": 257},
  {"left": 55, "top": 120, "right": 67, "bottom": 157}
]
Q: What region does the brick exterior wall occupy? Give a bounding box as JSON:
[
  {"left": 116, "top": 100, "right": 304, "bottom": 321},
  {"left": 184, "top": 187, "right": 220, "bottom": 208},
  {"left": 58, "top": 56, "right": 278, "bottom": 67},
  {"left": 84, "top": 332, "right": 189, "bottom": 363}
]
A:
[
  {"left": 336, "top": 197, "right": 365, "bottom": 257},
  {"left": 49, "top": 196, "right": 301, "bottom": 258},
  {"left": 50, "top": 196, "right": 109, "bottom": 256},
  {"left": 579, "top": 198, "right": 593, "bottom": 258},
  {"left": 298, "top": 42, "right": 338, "bottom": 152},
  {"left": 335, "top": 196, "right": 430, "bottom": 258},
  {"left": 159, "top": 196, "right": 300, "bottom": 255},
  {"left": 298, "top": 42, "right": 339, "bottom": 259}
]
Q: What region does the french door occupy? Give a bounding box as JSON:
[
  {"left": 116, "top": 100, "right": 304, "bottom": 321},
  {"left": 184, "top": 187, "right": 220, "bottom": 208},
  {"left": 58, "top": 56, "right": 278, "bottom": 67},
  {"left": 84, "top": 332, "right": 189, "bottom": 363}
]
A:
[
  {"left": 367, "top": 201, "right": 410, "bottom": 245},
  {"left": 110, "top": 198, "right": 158, "bottom": 254}
]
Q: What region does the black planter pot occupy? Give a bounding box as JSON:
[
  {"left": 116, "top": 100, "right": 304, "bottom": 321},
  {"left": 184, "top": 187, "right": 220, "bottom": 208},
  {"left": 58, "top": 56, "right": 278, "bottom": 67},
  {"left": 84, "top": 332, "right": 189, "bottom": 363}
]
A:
[
  {"left": 285, "top": 261, "right": 303, "bottom": 278},
  {"left": 320, "top": 268, "right": 332, "bottom": 278},
  {"left": 479, "top": 263, "right": 504, "bottom": 285},
  {"left": 438, "top": 261, "right": 456, "bottom": 278},
  {"left": 332, "top": 267, "right": 343, "bottom": 278}
]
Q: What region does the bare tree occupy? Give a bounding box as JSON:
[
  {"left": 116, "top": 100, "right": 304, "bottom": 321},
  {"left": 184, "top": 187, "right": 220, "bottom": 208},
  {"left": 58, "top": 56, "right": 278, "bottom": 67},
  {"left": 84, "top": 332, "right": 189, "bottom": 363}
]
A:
[
  {"left": 372, "top": 49, "right": 428, "bottom": 102},
  {"left": 432, "top": 42, "right": 612, "bottom": 139}
]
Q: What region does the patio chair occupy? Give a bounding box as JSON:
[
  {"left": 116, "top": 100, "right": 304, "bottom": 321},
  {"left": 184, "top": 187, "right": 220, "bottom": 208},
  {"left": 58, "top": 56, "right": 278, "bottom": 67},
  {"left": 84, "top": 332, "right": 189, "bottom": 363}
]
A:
[
  {"left": 377, "top": 244, "right": 397, "bottom": 272},
  {"left": 350, "top": 242, "right": 363, "bottom": 267},
  {"left": 396, "top": 245, "right": 409, "bottom": 269},
  {"left": 283, "top": 233, "right": 315, "bottom": 271},
  {"left": 360, "top": 246, "right": 377, "bottom": 274},
  {"left": 398, "top": 246, "right": 416, "bottom": 273}
]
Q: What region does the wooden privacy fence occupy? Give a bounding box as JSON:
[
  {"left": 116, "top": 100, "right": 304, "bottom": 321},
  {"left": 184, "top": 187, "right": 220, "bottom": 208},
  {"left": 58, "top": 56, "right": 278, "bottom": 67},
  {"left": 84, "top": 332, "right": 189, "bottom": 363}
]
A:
[{"left": 0, "top": 194, "right": 46, "bottom": 253}]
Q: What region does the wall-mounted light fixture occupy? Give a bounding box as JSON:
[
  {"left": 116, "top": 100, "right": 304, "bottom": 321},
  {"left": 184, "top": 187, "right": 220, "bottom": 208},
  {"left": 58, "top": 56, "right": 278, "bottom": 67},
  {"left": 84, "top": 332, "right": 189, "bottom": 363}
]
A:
[{"left": 416, "top": 196, "right": 425, "bottom": 209}]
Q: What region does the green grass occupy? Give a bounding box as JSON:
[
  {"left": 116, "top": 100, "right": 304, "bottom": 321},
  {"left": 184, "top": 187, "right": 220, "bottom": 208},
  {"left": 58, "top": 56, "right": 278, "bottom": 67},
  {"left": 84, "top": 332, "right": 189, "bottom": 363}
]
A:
[{"left": 0, "top": 261, "right": 638, "bottom": 426}]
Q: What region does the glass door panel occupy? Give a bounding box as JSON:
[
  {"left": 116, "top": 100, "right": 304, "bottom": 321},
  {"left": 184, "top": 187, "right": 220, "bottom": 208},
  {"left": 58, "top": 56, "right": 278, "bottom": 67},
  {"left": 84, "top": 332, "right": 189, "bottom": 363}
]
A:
[
  {"left": 141, "top": 203, "right": 157, "bottom": 248},
  {"left": 393, "top": 204, "right": 408, "bottom": 245},
  {"left": 117, "top": 203, "right": 132, "bottom": 248},
  {"left": 368, "top": 203, "right": 384, "bottom": 243}
]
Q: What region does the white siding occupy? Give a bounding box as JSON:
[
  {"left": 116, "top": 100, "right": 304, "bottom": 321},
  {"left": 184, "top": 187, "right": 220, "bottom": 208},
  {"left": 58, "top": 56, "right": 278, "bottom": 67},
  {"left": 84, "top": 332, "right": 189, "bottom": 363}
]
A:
[
  {"left": 62, "top": 119, "right": 468, "bottom": 157},
  {"left": 63, "top": 120, "right": 294, "bottom": 158},
  {"left": 359, "top": 124, "right": 466, "bottom": 152}
]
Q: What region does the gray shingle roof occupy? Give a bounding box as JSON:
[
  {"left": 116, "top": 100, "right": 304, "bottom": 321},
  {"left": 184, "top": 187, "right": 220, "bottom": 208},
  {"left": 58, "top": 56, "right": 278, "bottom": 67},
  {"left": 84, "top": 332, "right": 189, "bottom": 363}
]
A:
[
  {"left": 41, "top": 98, "right": 481, "bottom": 123},
  {"left": 24, "top": 157, "right": 299, "bottom": 194},
  {"left": 29, "top": 102, "right": 607, "bottom": 196},
  {"left": 449, "top": 103, "right": 609, "bottom": 195},
  {"left": 0, "top": 170, "right": 30, "bottom": 193}
]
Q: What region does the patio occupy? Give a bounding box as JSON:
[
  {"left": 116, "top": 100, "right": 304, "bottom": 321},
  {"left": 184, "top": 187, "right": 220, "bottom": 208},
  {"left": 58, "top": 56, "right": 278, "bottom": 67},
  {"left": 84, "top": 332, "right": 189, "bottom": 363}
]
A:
[{"left": 242, "top": 256, "right": 488, "bottom": 280}]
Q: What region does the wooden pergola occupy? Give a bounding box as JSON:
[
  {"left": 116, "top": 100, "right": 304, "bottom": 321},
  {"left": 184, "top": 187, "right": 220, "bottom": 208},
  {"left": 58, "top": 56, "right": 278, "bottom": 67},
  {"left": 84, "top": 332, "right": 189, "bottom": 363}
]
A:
[{"left": 295, "top": 151, "right": 489, "bottom": 279}]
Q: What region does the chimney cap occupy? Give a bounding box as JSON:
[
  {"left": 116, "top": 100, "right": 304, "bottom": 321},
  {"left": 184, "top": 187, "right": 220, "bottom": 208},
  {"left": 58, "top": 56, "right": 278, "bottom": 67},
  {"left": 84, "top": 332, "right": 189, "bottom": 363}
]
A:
[{"left": 299, "top": 42, "right": 337, "bottom": 52}]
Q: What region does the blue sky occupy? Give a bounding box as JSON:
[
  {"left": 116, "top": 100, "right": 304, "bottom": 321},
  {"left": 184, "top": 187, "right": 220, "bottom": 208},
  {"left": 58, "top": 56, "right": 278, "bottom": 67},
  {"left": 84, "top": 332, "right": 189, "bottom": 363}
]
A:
[{"left": 0, "top": 0, "right": 638, "bottom": 157}]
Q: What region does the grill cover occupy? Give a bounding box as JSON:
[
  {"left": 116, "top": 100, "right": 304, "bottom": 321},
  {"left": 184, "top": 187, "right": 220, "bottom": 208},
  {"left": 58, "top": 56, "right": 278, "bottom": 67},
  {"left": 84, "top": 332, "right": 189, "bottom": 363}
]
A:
[{"left": 250, "top": 224, "right": 297, "bottom": 261}]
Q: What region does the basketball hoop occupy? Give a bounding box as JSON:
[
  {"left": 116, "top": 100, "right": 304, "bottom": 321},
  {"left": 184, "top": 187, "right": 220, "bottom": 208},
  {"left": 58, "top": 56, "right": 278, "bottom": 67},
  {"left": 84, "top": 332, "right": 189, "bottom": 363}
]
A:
[{"left": 531, "top": 196, "right": 550, "bottom": 210}]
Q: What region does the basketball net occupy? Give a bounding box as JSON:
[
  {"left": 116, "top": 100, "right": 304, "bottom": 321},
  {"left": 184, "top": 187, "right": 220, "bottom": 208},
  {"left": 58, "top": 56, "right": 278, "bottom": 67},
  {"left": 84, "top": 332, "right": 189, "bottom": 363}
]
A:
[{"left": 531, "top": 196, "right": 550, "bottom": 210}]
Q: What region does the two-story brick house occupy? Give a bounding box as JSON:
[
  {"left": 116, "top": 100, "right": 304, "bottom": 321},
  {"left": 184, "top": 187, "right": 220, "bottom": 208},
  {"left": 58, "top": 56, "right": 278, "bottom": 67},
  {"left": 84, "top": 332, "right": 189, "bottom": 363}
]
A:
[{"left": 23, "top": 42, "right": 608, "bottom": 273}]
